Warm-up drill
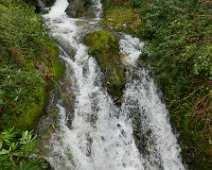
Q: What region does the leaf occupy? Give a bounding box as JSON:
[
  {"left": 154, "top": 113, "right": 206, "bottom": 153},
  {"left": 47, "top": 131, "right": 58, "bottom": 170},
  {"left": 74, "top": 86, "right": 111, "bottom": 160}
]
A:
[
  {"left": 0, "top": 149, "right": 9, "bottom": 155},
  {"left": 15, "top": 96, "right": 19, "bottom": 101},
  {"left": 12, "top": 151, "right": 24, "bottom": 157},
  {"left": 19, "top": 130, "right": 36, "bottom": 144},
  {"left": 1, "top": 128, "right": 16, "bottom": 144},
  {"left": 10, "top": 142, "right": 19, "bottom": 151}
]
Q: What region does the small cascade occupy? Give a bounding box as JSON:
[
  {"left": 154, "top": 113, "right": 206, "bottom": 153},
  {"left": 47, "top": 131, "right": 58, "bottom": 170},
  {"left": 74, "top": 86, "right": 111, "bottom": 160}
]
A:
[
  {"left": 93, "top": 0, "right": 103, "bottom": 18},
  {"left": 48, "top": 0, "right": 69, "bottom": 17},
  {"left": 38, "top": 0, "right": 186, "bottom": 170}
]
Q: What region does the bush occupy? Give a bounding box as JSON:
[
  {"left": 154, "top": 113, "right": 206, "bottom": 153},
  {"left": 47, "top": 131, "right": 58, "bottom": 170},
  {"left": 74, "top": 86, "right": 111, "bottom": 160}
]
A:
[{"left": 0, "top": 128, "right": 47, "bottom": 170}]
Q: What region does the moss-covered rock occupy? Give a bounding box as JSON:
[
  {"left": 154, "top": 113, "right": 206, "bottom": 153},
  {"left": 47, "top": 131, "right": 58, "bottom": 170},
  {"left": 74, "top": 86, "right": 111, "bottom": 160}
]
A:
[
  {"left": 84, "top": 30, "right": 125, "bottom": 100},
  {"left": 103, "top": 7, "right": 141, "bottom": 35}
]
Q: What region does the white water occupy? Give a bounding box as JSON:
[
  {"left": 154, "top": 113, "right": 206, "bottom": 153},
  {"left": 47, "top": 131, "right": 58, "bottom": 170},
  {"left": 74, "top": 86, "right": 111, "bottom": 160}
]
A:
[
  {"left": 41, "top": 0, "right": 186, "bottom": 170},
  {"left": 93, "top": 0, "right": 103, "bottom": 18}
]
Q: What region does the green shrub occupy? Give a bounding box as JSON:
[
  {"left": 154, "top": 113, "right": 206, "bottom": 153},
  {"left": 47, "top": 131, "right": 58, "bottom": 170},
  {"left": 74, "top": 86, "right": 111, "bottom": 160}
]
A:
[{"left": 0, "top": 128, "right": 47, "bottom": 170}]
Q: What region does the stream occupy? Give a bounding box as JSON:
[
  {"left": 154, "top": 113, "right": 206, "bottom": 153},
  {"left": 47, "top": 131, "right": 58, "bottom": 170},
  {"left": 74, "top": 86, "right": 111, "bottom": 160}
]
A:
[{"left": 37, "top": 0, "right": 186, "bottom": 170}]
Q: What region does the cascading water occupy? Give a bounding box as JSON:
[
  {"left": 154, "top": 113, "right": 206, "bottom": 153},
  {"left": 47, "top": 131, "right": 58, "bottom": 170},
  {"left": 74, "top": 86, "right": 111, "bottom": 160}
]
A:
[
  {"left": 94, "top": 0, "right": 103, "bottom": 18},
  {"left": 38, "top": 0, "right": 186, "bottom": 170}
]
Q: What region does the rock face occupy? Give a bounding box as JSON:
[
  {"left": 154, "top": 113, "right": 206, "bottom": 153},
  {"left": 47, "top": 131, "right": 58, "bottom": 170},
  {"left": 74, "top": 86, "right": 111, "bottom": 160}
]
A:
[
  {"left": 84, "top": 31, "right": 125, "bottom": 101},
  {"left": 41, "top": 0, "right": 56, "bottom": 6},
  {"left": 66, "top": 0, "right": 94, "bottom": 18}
]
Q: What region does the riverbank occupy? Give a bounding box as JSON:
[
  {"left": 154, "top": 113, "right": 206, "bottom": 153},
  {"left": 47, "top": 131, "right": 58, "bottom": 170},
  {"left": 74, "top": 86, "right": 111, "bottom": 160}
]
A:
[
  {"left": 102, "top": 0, "right": 212, "bottom": 169},
  {"left": 0, "top": 0, "right": 63, "bottom": 169}
]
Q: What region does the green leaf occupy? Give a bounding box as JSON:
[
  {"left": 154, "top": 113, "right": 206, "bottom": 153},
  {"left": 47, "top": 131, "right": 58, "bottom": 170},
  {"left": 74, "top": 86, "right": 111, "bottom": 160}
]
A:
[
  {"left": 0, "top": 149, "right": 9, "bottom": 155},
  {"left": 13, "top": 151, "right": 24, "bottom": 157}
]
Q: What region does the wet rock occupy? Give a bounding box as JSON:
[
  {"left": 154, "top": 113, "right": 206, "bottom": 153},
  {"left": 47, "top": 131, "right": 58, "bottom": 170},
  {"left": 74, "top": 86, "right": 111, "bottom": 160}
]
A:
[
  {"left": 40, "top": 0, "right": 56, "bottom": 7},
  {"left": 46, "top": 164, "right": 55, "bottom": 170},
  {"left": 60, "top": 75, "right": 75, "bottom": 129},
  {"left": 137, "top": 52, "right": 149, "bottom": 67},
  {"left": 114, "top": 96, "right": 122, "bottom": 106},
  {"left": 35, "top": 0, "right": 54, "bottom": 14},
  {"left": 66, "top": 0, "right": 94, "bottom": 18}
]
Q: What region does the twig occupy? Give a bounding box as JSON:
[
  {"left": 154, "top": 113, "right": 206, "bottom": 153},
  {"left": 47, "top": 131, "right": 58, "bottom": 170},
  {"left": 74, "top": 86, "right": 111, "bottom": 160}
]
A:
[
  {"left": 175, "top": 80, "right": 212, "bottom": 102},
  {"left": 190, "top": 14, "right": 212, "bottom": 17}
]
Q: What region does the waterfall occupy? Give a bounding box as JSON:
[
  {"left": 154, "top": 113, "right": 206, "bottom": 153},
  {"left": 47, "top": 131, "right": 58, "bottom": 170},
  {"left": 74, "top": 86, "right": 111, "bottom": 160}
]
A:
[
  {"left": 93, "top": 0, "right": 103, "bottom": 18},
  {"left": 48, "top": 0, "right": 69, "bottom": 17},
  {"left": 39, "top": 0, "right": 186, "bottom": 170}
]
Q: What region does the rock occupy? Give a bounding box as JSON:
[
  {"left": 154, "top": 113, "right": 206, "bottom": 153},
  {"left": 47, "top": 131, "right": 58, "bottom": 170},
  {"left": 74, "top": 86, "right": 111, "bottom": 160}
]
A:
[
  {"left": 137, "top": 52, "right": 149, "bottom": 67},
  {"left": 66, "top": 0, "right": 94, "bottom": 18},
  {"left": 42, "top": 0, "right": 56, "bottom": 7},
  {"left": 84, "top": 30, "right": 125, "bottom": 100},
  {"left": 35, "top": 0, "right": 55, "bottom": 14}
]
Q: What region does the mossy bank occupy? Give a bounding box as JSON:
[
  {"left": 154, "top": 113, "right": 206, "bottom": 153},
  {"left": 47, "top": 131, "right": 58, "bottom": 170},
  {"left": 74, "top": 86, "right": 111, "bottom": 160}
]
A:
[
  {"left": 0, "top": 0, "right": 64, "bottom": 131},
  {"left": 0, "top": 0, "right": 64, "bottom": 169}
]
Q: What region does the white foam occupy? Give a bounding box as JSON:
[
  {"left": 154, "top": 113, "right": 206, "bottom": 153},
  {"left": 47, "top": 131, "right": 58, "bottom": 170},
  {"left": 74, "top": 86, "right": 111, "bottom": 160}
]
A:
[
  {"left": 120, "top": 35, "right": 144, "bottom": 65},
  {"left": 47, "top": 0, "right": 69, "bottom": 17}
]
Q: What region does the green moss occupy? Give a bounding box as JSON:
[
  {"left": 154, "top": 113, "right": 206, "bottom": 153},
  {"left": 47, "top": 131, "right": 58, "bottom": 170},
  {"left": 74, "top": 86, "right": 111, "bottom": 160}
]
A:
[
  {"left": 103, "top": 7, "right": 141, "bottom": 35},
  {"left": 46, "top": 41, "right": 65, "bottom": 81},
  {"left": 84, "top": 30, "right": 125, "bottom": 99},
  {"left": 52, "top": 56, "right": 64, "bottom": 81},
  {"left": 16, "top": 87, "right": 45, "bottom": 130}
]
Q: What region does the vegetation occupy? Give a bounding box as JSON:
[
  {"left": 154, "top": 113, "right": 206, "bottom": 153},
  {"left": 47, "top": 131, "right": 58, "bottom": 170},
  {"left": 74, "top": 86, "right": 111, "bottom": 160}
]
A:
[
  {"left": 0, "top": 0, "right": 63, "bottom": 130},
  {"left": 0, "top": 0, "right": 63, "bottom": 169},
  {"left": 84, "top": 31, "right": 125, "bottom": 99},
  {"left": 138, "top": 1, "right": 212, "bottom": 169},
  {"left": 103, "top": 0, "right": 212, "bottom": 169},
  {"left": 103, "top": 6, "right": 141, "bottom": 35},
  {"left": 0, "top": 128, "right": 47, "bottom": 170}
]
